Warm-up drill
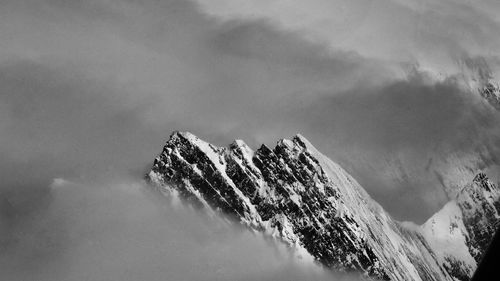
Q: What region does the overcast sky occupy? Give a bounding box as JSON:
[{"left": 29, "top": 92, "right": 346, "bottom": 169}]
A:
[{"left": 1, "top": 0, "right": 500, "bottom": 278}]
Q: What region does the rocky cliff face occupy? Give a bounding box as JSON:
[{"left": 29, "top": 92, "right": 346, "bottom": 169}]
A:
[{"left": 146, "top": 131, "right": 500, "bottom": 280}]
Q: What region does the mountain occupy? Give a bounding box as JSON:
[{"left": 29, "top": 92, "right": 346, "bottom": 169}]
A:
[
  {"left": 146, "top": 131, "right": 500, "bottom": 280},
  {"left": 421, "top": 173, "right": 500, "bottom": 280}
]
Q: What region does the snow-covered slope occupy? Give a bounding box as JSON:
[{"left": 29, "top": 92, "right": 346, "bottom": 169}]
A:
[
  {"left": 421, "top": 173, "right": 500, "bottom": 280},
  {"left": 146, "top": 131, "right": 500, "bottom": 280}
]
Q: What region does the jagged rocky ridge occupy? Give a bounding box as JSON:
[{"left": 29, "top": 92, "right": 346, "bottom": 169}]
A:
[{"left": 146, "top": 131, "right": 500, "bottom": 280}]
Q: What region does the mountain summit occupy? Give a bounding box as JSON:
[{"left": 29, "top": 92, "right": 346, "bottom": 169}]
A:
[{"left": 146, "top": 131, "right": 500, "bottom": 280}]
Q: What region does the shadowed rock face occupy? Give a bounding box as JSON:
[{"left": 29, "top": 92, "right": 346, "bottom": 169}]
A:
[
  {"left": 458, "top": 173, "right": 500, "bottom": 262},
  {"left": 146, "top": 131, "right": 500, "bottom": 281}
]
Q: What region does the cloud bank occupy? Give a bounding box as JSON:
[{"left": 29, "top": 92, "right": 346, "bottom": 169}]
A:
[
  {"left": 1, "top": 178, "right": 358, "bottom": 281},
  {"left": 195, "top": 0, "right": 500, "bottom": 81}
]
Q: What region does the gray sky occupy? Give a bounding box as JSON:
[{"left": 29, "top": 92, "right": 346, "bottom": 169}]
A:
[{"left": 1, "top": 0, "right": 500, "bottom": 278}]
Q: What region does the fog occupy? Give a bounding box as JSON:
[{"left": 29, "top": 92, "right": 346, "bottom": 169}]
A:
[{"left": 0, "top": 178, "right": 360, "bottom": 281}]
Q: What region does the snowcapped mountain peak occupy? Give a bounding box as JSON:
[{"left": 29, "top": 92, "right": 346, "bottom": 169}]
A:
[
  {"left": 420, "top": 172, "right": 500, "bottom": 280},
  {"left": 146, "top": 132, "right": 500, "bottom": 281},
  {"left": 273, "top": 134, "right": 315, "bottom": 154},
  {"left": 455, "top": 172, "right": 500, "bottom": 263},
  {"left": 230, "top": 139, "right": 250, "bottom": 149},
  {"left": 169, "top": 130, "right": 195, "bottom": 140},
  {"left": 292, "top": 133, "right": 311, "bottom": 146},
  {"left": 229, "top": 139, "right": 254, "bottom": 159}
]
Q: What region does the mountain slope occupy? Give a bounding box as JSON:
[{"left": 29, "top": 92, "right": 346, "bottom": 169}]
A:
[{"left": 146, "top": 131, "right": 500, "bottom": 280}]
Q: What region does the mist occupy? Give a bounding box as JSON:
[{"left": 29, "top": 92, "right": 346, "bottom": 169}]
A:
[{"left": 0, "top": 178, "right": 360, "bottom": 281}]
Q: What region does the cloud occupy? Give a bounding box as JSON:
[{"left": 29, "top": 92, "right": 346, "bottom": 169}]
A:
[
  {"left": 0, "top": 178, "right": 360, "bottom": 281},
  {"left": 195, "top": 0, "right": 500, "bottom": 80}
]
